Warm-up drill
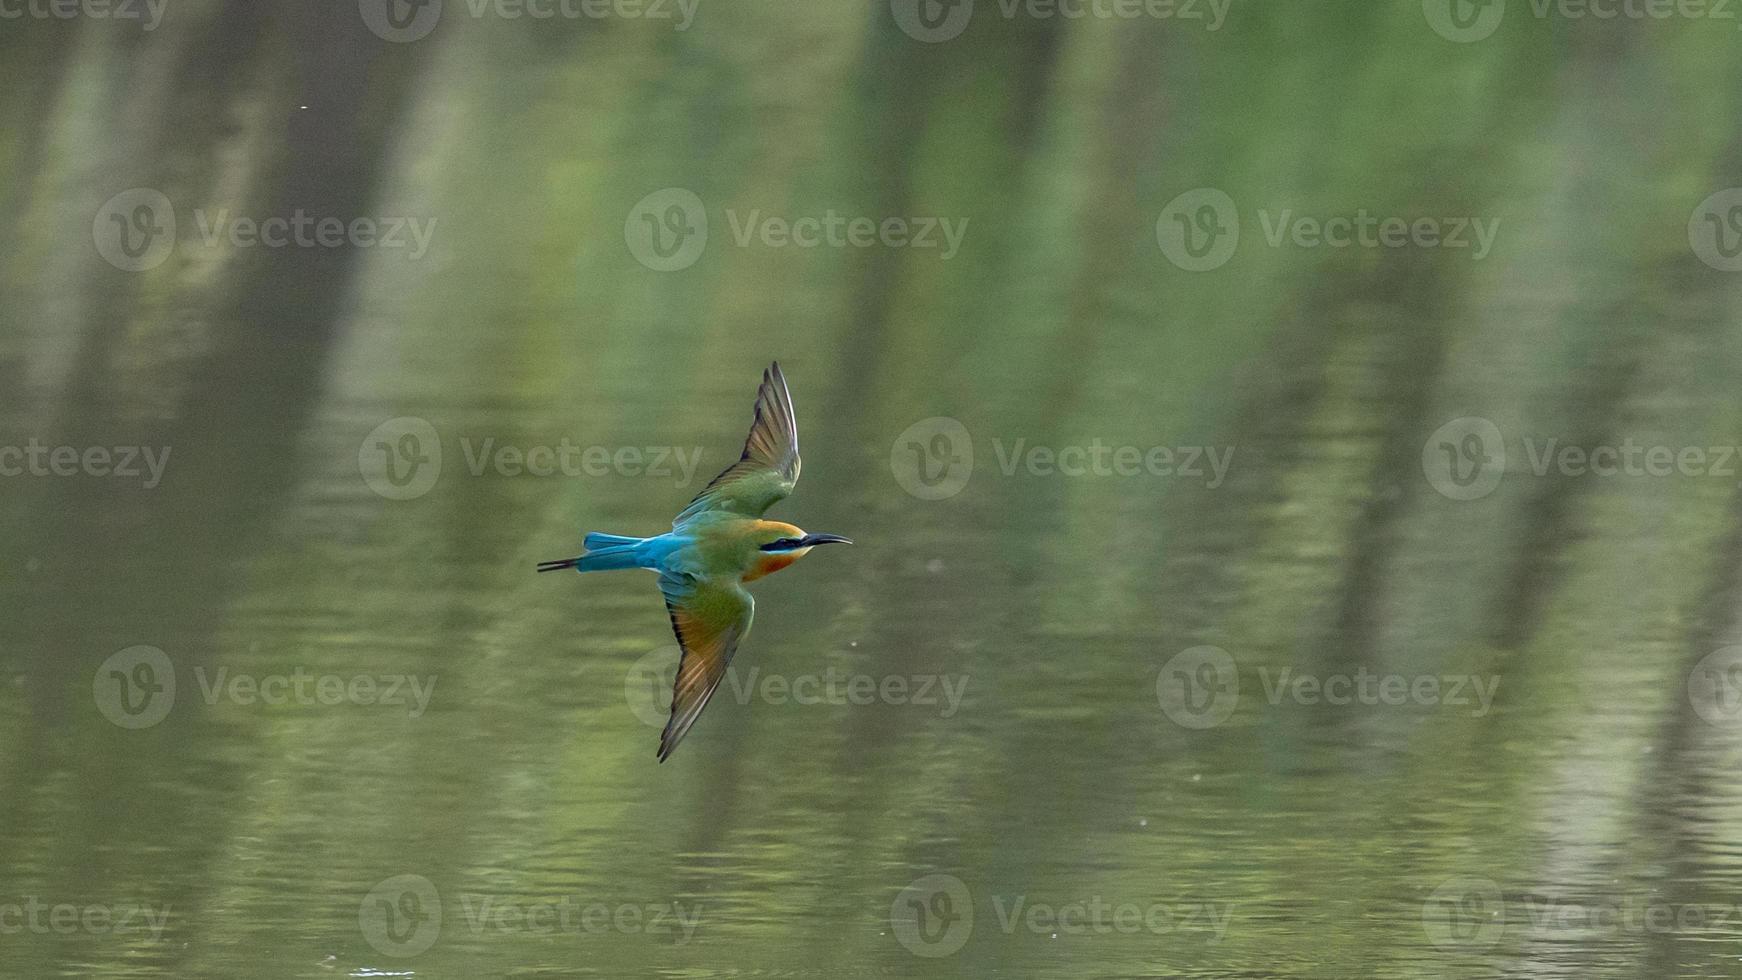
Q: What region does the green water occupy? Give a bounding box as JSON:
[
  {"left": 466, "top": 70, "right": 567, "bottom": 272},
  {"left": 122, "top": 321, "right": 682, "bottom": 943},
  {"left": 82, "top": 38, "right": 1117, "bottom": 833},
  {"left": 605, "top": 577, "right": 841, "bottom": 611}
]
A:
[{"left": 5, "top": 1, "right": 1742, "bottom": 977}]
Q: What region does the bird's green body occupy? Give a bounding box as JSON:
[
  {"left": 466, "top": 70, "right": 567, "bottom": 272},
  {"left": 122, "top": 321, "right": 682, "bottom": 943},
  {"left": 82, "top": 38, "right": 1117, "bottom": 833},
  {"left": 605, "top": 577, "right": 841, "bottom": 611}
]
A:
[{"left": 672, "top": 514, "right": 817, "bottom": 580}]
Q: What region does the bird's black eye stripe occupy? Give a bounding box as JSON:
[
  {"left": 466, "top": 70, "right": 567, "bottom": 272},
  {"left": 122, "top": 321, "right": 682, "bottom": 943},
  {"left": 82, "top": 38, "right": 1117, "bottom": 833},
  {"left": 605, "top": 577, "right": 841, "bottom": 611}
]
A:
[{"left": 760, "top": 538, "right": 802, "bottom": 552}]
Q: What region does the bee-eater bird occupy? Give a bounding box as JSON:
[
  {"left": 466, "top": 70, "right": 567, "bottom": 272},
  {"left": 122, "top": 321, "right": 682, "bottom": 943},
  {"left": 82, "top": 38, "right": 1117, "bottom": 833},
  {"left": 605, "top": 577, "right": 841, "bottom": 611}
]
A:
[{"left": 537, "top": 362, "right": 852, "bottom": 762}]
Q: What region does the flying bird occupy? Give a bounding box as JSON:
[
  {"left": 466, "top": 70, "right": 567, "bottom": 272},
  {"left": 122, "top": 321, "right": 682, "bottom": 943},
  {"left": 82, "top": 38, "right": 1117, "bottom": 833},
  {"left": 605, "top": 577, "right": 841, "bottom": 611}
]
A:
[{"left": 537, "top": 362, "right": 852, "bottom": 762}]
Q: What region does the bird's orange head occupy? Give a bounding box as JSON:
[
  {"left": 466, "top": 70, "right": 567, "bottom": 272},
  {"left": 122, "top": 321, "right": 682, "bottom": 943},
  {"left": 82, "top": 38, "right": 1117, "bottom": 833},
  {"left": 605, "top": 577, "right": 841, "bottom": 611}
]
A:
[{"left": 743, "top": 520, "right": 853, "bottom": 582}]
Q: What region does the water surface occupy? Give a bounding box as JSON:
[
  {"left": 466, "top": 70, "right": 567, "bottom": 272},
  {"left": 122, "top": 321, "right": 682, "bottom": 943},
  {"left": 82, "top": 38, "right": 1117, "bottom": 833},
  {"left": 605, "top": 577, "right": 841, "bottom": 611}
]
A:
[{"left": 4, "top": 3, "right": 1742, "bottom": 977}]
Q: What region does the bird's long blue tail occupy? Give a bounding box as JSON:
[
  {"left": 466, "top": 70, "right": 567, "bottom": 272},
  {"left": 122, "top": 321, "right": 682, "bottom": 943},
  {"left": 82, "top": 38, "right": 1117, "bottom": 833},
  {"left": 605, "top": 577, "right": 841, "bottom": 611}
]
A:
[{"left": 536, "top": 532, "right": 651, "bottom": 573}]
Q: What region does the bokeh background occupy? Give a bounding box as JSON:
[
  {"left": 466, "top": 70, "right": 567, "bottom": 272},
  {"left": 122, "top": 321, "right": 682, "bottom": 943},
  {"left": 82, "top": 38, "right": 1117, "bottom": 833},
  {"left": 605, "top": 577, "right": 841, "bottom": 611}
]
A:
[{"left": 5, "top": 0, "right": 1742, "bottom": 976}]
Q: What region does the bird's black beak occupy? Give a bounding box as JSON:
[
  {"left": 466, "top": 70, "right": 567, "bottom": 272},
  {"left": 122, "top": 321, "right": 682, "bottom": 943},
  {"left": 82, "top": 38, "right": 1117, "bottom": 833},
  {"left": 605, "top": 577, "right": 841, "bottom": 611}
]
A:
[{"left": 799, "top": 533, "right": 853, "bottom": 547}]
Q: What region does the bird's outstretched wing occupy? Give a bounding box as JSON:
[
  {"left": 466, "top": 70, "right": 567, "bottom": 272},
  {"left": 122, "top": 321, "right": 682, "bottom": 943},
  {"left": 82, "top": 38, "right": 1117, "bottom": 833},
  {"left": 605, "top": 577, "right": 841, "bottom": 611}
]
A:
[
  {"left": 673, "top": 362, "right": 800, "bottom": 525},
  {"left": 657, "top": 573, "right": 755, "bottom": 762}
]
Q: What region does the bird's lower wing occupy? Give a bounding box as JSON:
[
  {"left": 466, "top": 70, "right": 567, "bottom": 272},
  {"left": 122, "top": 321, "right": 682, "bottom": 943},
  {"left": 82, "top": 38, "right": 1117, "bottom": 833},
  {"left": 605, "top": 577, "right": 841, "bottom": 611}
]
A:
[
  {"left": 674, "top": 362, "right": 800, "bottom": 524},
  {"left": 656, "top": 574, "right": 755, "bottom": 762}
]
